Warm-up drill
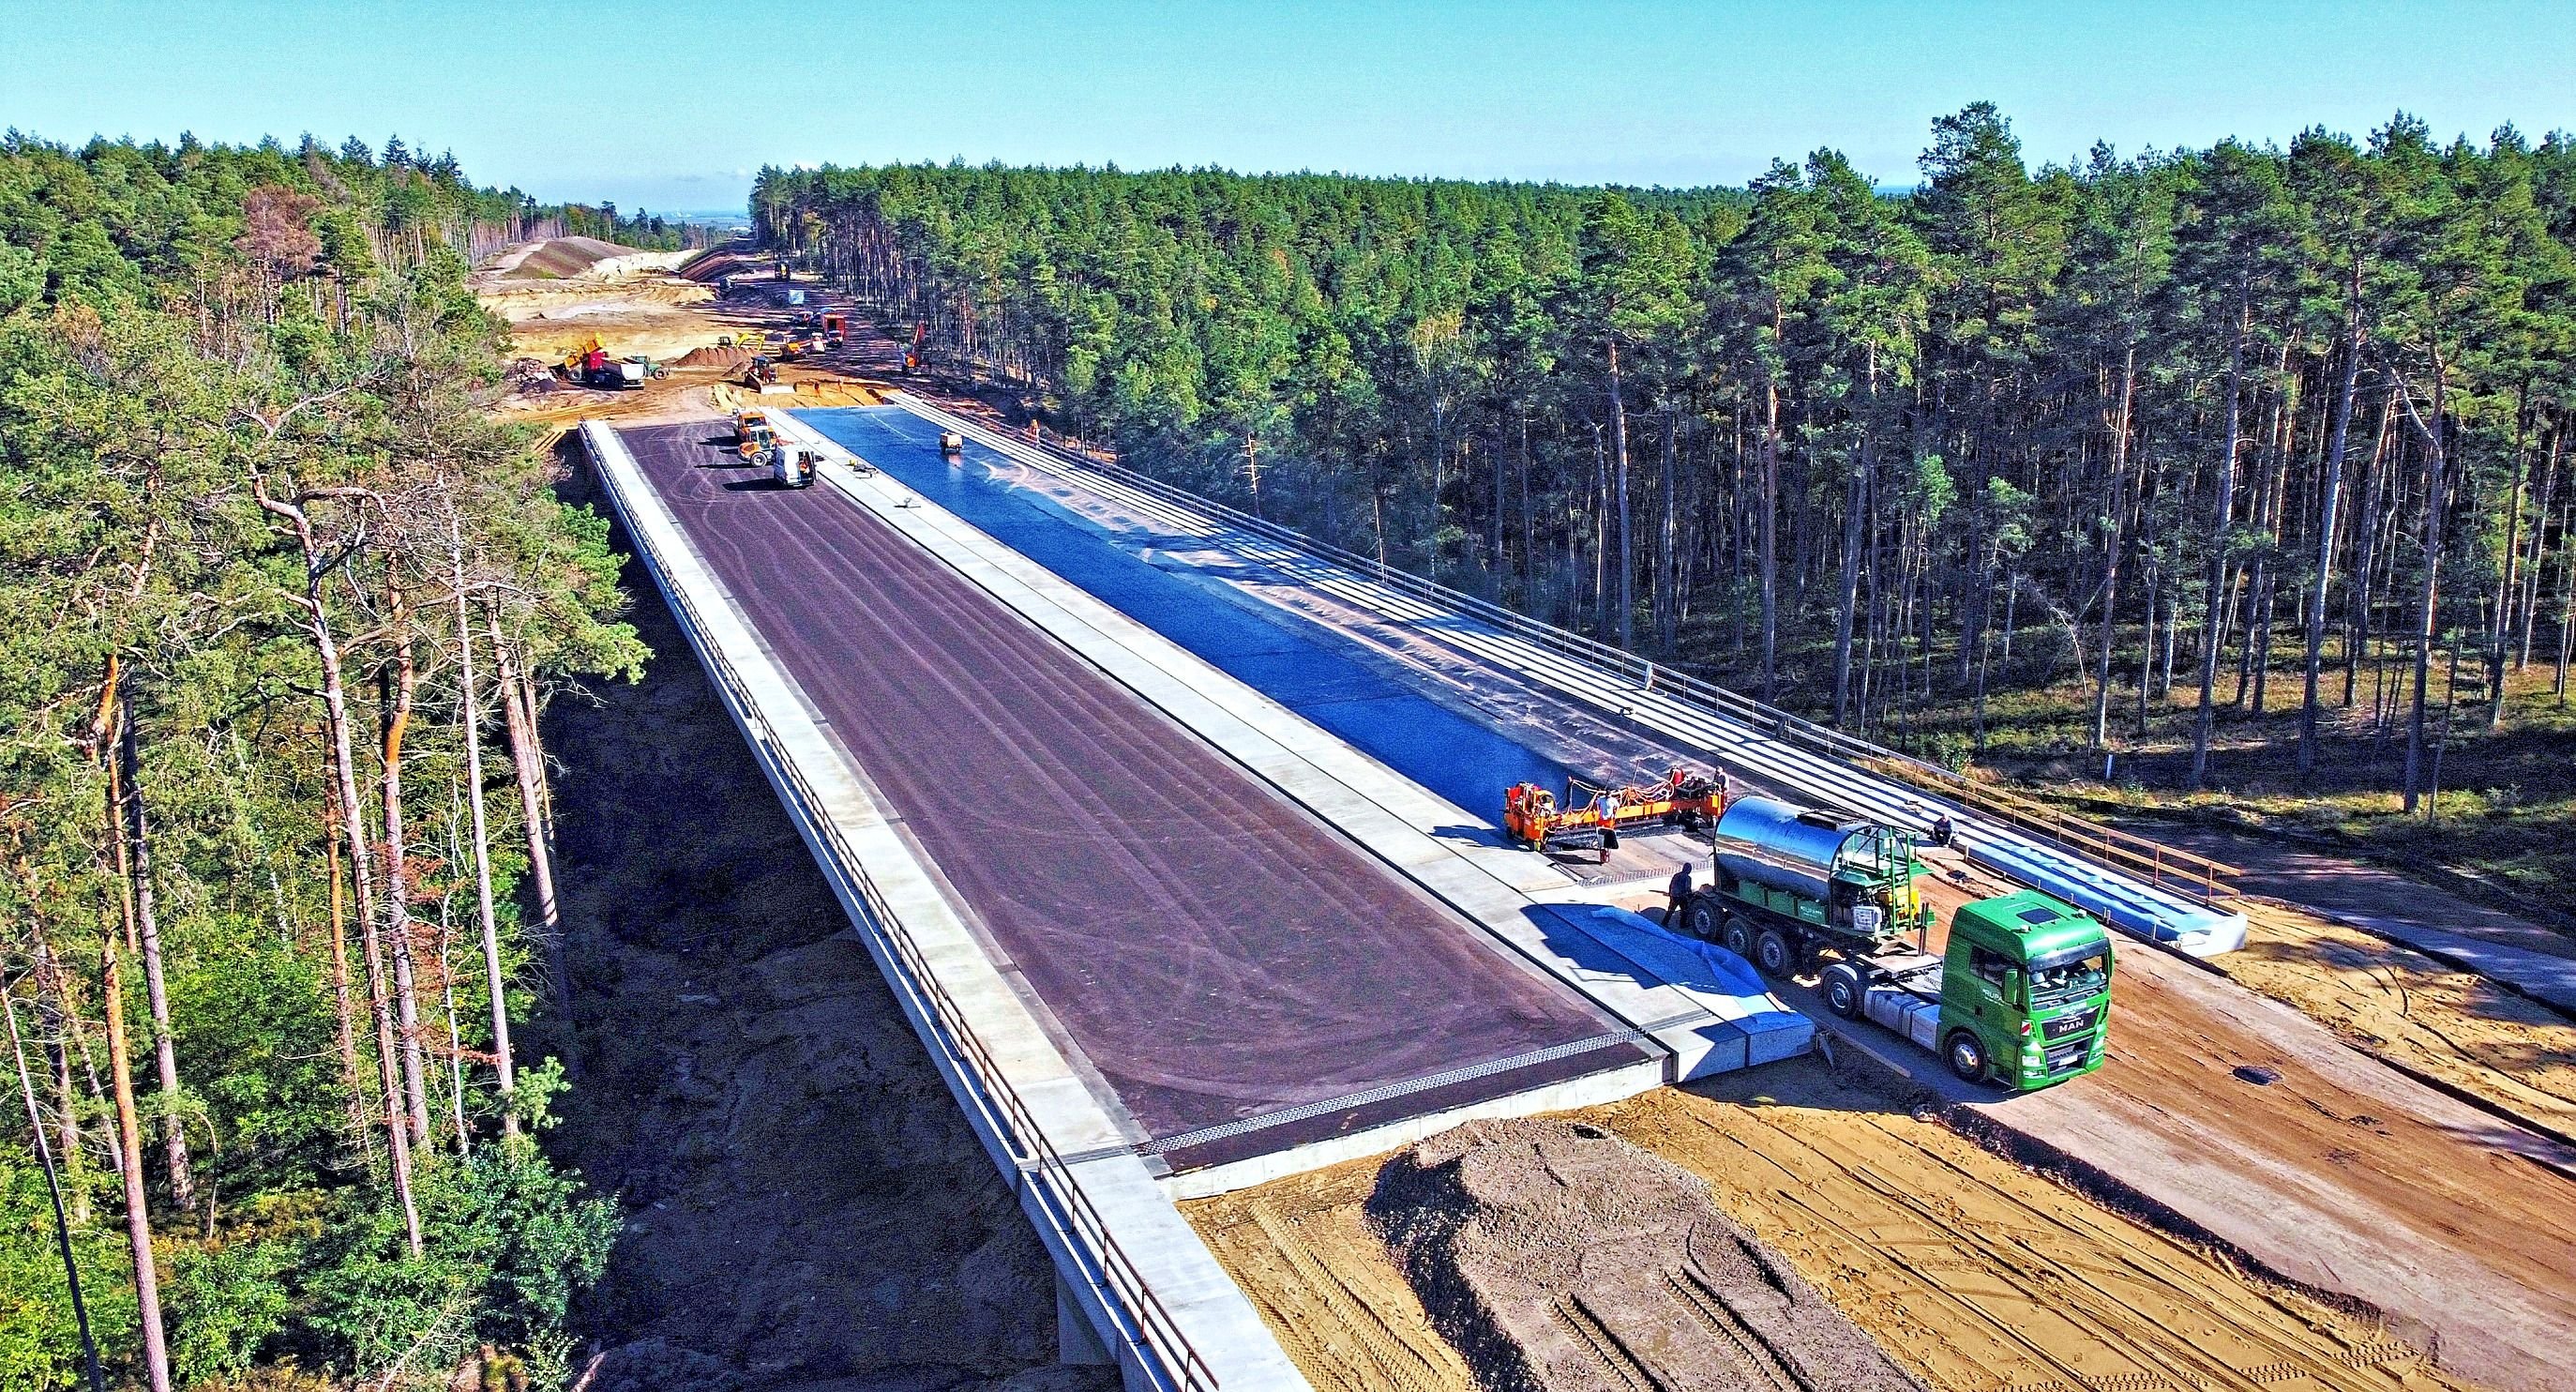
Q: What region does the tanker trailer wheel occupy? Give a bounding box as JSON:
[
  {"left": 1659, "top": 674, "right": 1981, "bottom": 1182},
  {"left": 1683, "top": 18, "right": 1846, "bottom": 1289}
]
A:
[
  {"left": 1755, "top": 928, "right": 1796, "bottom": 977},
  {"left": 1821, "top": 963, "right": 1865, "bottom": 1019},
  {"left": 1945, "top": 1030, "right": 1991, "bottom": 1083},
  {"left": 1682, "top": 897, "right": 1724, "bottom": 942},
  {"left": 1719, "top": 916, "right": 1755, "bottom": 959}
]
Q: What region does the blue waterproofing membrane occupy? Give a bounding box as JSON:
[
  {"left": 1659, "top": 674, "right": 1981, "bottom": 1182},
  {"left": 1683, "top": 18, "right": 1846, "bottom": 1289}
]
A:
[
  {"left": 803, "top": 407, "right": 1581, "bottom": 825},
  {"left": 808, "top": 408, "right": 2249, "bottom": 958}
]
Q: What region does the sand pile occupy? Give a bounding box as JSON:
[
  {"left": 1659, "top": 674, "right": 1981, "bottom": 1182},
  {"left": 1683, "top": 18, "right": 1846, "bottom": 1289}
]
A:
[
  {"left": 676, "top": 343, "right": 753, "bottom": 369},
  {"left": 1371, "top": 1118, "right": 1920, "bottom": 1392},
  {"left": 507, "top": 235, "right": 638, "bottom": 280}
]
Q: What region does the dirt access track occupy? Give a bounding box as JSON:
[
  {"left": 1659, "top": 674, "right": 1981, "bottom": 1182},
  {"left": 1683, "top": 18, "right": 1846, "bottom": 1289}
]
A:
[{"left": 1190, "top": 1058, "right": 2477, "bottom": 1392}]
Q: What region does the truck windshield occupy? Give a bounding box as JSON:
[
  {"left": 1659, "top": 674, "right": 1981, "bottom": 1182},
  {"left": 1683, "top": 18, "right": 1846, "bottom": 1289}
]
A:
[{"left": 2026, "top": 946, "right": 2110, "bottom": 1003}]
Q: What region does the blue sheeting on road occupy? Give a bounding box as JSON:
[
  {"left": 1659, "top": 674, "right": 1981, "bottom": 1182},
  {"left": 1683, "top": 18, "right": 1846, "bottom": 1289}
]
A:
[{"left": 803, "top": 407, "right": 1583, "bottom": 825}]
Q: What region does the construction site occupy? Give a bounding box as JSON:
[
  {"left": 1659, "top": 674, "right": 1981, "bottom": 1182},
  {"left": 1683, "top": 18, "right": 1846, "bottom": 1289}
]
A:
[{"left": 489, "top": 238, "right": 2576, "bottom": 1392}]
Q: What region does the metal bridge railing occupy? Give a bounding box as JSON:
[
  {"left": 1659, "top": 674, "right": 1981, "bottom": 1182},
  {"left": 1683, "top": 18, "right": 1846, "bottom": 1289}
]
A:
[
  {"left": 581, "top": 424, "right": 1219, "bottom": 1392},
  {"left": 894, "top": 396, "right": 2239, "bottom": 907}
]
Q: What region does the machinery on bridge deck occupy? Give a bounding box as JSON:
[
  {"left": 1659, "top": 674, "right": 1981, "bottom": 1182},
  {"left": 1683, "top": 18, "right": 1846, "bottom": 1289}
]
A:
[
  {"left": 1502, "top": 767, "right": 1725, "bottom": 863},
  {"left": 1676, "top": 794, "right": 2114, "bottom": 1089}
]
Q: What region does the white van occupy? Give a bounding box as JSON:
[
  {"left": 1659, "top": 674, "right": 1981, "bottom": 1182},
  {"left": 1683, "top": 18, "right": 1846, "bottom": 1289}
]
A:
[{"left": 773, "top": 446, "right": 817, "bottom": 490}]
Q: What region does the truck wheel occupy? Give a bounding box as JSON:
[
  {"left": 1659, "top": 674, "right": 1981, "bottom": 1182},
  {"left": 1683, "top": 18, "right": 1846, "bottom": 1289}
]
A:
[
  {"left": 1755, "top": 929, "right": 1795, "bottom": 977},
  {"left": 1821, "top": 964, "right": 1864, "bottom": 1019},
  {"left": 1682, "top": 898, "right": 1723, "bottom": 942},
  {"left": 1945, "top": 1031, "right": 1990, "bottom": 1084},
  {"left": 1719, "top": 916, "right": 1754, "bottom": 959}
]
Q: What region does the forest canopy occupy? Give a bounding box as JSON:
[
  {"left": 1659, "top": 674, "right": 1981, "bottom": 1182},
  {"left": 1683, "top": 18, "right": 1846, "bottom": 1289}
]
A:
[
  {"left": 1, "top": 129, "right": 642, "bottom": 1389},
  {"left": 755, "top": 108, "right": 2576, "bottom": 847}
]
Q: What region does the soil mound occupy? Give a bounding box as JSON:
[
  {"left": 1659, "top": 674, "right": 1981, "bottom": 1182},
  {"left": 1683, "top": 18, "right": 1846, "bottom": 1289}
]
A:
[
  {"left": 508, "top": 235, "right": 640, "bottom": 280},
  {"left": 1371, "top": 1118, "right": 1921, "bottom": 1392},
  {"left": 675, "top": 343, "right": 751, "bottom": 369}
]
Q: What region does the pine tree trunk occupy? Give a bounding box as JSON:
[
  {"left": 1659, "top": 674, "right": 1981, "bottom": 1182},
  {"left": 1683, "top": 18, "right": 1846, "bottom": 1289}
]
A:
[
  {"left": 323, "top": 796, "right": 371, "bottom": 1157},
  {"left": 2489, "top": 386, "right": 2530, "bottom": 729},
  {"left": 453, "top": 529, "right": 518, "bottom": 1135},
  {"left": 1658, "top": 406, "right": 1680, "bottom": 651},
  {"left": 1758, "top": 373, "right": 1782, "bottom": 703},
  {"left": 2192, "top": 293, "right": 2252, "bottom": 788},
  {"left": 1608, "top": 340, "right": 1634, "bottom": 650},
  {"left": 2519, "top": 428, "right": 2561, "bottom": 666},
  {"left": 2398, "top": 361, "right": 2451, "bottom": 815},
  {"left": 491, "top": 617, "right": 574, "bottom": 1036},
  {"left": 2092, "top": 347, "right": 2137, "bottom": 749},
  {"left": 113, "top": 696, "right": 193, "bottom": 1215},
  {"left": 101, "top": 930, "right": 173, "bottom": 1392},
  {"left": 27, "top": 922, "right": 87, "bottom": 1221},
  {"left": 378, "top": 628, "right": 434, "bottom": 1149},
  {"left": 2303, "top": 310, "right": 2365, "bottom": 769},
  {"left": 1832, "top": 375, "right": 1875, "bottom": 727}
]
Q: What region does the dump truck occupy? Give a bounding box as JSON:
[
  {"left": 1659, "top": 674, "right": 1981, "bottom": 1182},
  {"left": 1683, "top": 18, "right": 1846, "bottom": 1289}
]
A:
[
  {"left": 1677, "top": 796, "right": 2112, "bottom": 1088},
  {"left": 559, "top": 335, "right": 643, "bottom": 388},
  {"left": 821, "top": 312, "right": 847, "bottom": 348}
]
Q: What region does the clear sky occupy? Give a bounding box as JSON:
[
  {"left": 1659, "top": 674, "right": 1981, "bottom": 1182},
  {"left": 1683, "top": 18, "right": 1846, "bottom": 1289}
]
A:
[{"left": 8, "top": 0, "right": 2575, "bottom": 216}]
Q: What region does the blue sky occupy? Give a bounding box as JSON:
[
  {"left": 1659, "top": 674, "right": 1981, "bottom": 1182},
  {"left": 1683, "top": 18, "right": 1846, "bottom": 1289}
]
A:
[{"left": 8, "top": 0, "right": 2574, "bottom": 216}]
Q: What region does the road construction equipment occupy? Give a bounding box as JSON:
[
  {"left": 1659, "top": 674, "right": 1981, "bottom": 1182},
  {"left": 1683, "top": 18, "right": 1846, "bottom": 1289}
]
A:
[
  {"left": 939, "top": 430, "right": 965, "bottom": 458},
  {"left": 773, "top": 444, "right": 817, "bottom": 489},
  {"left": 734, "top": 409, "right": 776, "bottom": 462},
  {"left": 559, "top": 334, "right": 640, "bottom": 388},
  {"left": 1502, "top": 768, "right": 1724, "bottom": 863},
  {"left": 1674, "top": 795, "right": 2112, "bottom": 1088},
  {"left": 1815, "top": 891, "right": 2111, "bottom": 1089},
  {"left": 737, "top": 356, "right": 777, "bottom": 388},
  {"left": 821, "top": 312, "right": 847, "bottom": 348}
]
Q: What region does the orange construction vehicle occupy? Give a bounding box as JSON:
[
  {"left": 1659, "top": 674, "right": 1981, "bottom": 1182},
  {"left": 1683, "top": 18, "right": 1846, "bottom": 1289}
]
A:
[
  {"left": 1503, "top": 767, "right": 1726, "bottom": 862},
  {"left": 821, "top": 312, "right": 847, "bottom": 348}
]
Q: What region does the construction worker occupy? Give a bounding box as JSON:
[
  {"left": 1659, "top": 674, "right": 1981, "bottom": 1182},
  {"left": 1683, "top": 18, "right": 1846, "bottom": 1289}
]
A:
[
  {"left": 1664, "top": 862, "right": 1695, "bottom": 930},
  {"left": 1930, "top": 810, "right": 1955, "bottom": 848}
]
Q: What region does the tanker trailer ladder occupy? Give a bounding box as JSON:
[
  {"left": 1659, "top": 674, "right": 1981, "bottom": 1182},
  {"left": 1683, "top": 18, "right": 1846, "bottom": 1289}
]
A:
[
  {"left": 578, "top": 420, "right": 1305, "bottom": 1392},
  {"left": 884, "top": 392, "right": 2246, "bottom": 957}
]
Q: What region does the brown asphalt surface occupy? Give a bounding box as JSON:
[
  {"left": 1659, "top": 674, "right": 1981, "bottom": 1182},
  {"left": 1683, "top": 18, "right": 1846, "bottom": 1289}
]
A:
[{"left": 616, "top": 421, "right": 1646, "bottom": 1162}]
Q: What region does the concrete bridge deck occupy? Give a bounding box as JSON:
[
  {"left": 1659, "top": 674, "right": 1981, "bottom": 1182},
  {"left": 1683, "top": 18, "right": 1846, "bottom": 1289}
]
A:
[{"left": 616, "top": 419, "right": 1658, "bottom": 1171}]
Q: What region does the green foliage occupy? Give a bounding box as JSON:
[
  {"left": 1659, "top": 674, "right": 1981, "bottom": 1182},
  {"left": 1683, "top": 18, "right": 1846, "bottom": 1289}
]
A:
[
  {"left": 755, "top": 107, "right": 2576, "bottom": 822},
  {"left": 169, "top": 1238, "right": 296, "bottom": 1384},
  {"left": 0, "top": 1157, "right": 136, "bottom": 1391},
  {"left": 1, "top": 128, "right": 642, "bottom": 1388},
  {"left": 297, "top": 1148, "right": 615, "bottom": 1384}
]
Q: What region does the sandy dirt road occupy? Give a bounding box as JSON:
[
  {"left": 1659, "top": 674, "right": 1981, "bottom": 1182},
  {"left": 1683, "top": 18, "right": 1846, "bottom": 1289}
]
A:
[{"left": 1189, "top": 1057, "right": 2475, "bottom": 1392}]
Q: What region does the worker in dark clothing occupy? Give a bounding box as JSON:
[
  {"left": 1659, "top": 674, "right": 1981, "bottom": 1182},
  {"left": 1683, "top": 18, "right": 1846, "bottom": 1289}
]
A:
[
  {"left": 1929, "top": 811, "right": 1955, "bottom": 848},
  {"left": 1664, "top": 863, "right": 1695, "bottom": 930}
]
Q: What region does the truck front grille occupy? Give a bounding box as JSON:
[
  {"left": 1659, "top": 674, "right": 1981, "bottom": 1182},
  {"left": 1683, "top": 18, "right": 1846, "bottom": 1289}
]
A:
[{"left": 2041, "top": 1006, "right": 2100, "bottom": 1042}]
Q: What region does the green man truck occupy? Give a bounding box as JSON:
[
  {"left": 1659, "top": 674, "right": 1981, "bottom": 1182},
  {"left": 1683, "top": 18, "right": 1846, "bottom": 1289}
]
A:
[{"left": 1677, "top": 796, "right": 2113, "bottom": 1088}]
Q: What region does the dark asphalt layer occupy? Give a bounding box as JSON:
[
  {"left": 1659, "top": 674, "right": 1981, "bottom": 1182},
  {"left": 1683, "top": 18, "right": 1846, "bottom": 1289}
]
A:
[
  {"left": 802, "top": 407, "right": 1590, "bottom": 816},
  {"left": 618, "top": 421, "right": 1645, "bottom": 1163}
]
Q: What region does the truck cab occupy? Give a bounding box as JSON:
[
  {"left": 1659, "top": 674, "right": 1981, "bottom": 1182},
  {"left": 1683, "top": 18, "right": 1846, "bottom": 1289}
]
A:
[{"left": 1935, "top": 890, "right": 2111, "bottom": 1087}]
